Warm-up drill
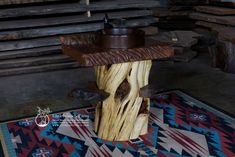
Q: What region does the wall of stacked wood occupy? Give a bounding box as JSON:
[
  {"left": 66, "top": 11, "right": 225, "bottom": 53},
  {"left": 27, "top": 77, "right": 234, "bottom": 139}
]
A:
[
  {"left": 152, "top": 0, "right": 207, "bottom": 30},
  {"left": 151, "top": 0, "right": 235, "bottom": 73},
  {"left": 189, "top": 1, "right": 235, "bottom": 73},
  {"left": 150, "top": 0, "right": 206, "bottom": 62},
  {"left": 0, "top": 0, "right": 160, "bottom": 77}
]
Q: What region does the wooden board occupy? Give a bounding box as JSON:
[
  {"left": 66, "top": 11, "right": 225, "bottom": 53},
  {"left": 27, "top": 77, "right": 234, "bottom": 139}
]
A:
[
  {"left": 0, "top": 17, "right": 157, "bottom": 51},
  {"left": 0, "top": 0, "right": 159, "bottom": 77},
  {"left": 0, "top": 23, "right": 103, "bottom": 41},
  {"left": 0, "top": 0, "right": 160, "bottom": 18},
  {"left": 153, "top": 8, "right": 191, "bottom": 17},
  {"left": 0, "top": 55, "right": 72, "bottom": 69},
  {"left": 149, "top": 31, "right": 201, "bottom": 48},
  {"left": 157, "top": 19, "right": 196, "bottom": 30},
  {"left": 0, "top": 10, "right": 152, "bottom": 30},
  {"left": 0, "top": 46, "right": 61, "bottom": 60},
  {"left": 196, "top": 21, "right": 235, "bottom": 43},
  {"left": 195, "top": 6, "right": 235, "bottom": 15},
  {"left": 0, "top": 62, "right": 79, "bottom": 77},
  {"left": 0, "top": 0, "right": 63, "bottom": 5},
  {"left": 0, "top": 37, "right": 60, "bottom": 52},
  {"left": 139, "top": 26, "right": 158, "bottom": 35},
  {"left": 0, "top": 17, "right": 157, "bottom": 40},
  {"left": 190, "top": 12, "right": 235, "bottom": 26},
  {"left": 61, "top": 33, "right": 174, "bottom": 66}
]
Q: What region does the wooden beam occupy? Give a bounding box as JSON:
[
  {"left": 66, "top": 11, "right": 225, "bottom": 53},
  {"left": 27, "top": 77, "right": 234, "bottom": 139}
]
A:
[
  {"left": 0, "top": 46, "right": 61, "bottom": 60},
  {"left": 0, "top": 10, "right": 152, "bottom": 30},
  {"left": 190, "top": 12, "right": 235, "bottom": 26},
  {"left": 195, "top": 6, "right": 235, "bottom": 15},
  {"left": 0, "top": 0, "right": 160, "bottom": 18},
  {"left": 0, "top": 62, "right": 79, "bottom": 77},
  {"left": 0, "top": 23, "right": 103, "bottom": 40},
  {"left": 0, "top": 17, "right": 157, "bottom": 40},
  {"left": 0, "top": 0, "right": 63, "bottom": 5},
  {"left": 0, "top": 37, "right": 60, "bottom": 52},
  {"left": 153, "top": 8, "right": 190, "bottom": 17},
  {"left": 0, "top": 55, "right": 72, "bottom": 69}
]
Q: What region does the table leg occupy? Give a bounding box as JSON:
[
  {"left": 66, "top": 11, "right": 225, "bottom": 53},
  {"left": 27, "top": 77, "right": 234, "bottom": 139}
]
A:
[{"left": 94, "top": 60, "right": 152, "bottom": 141}]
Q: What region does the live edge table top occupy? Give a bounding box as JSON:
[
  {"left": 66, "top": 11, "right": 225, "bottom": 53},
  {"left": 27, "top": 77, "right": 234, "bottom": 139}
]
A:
[{"left": 60, "top": 33, "right": 174, "bottom": 66}]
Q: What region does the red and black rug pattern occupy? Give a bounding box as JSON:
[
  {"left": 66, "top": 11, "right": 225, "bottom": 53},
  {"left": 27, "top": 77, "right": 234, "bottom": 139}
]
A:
[{"left": 0, "top": 90, "right": 234, "bottom": 157}]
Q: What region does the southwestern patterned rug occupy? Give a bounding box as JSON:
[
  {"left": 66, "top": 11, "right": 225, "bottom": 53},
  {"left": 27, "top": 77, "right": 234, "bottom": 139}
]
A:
[{"left": 0, "top": 90, "right": 234, "bottom": 157}]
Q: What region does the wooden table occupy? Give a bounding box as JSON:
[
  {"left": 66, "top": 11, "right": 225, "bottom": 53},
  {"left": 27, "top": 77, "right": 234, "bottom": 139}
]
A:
[{"left": 60, "top": 33, "right": 174, "bottom": 141}]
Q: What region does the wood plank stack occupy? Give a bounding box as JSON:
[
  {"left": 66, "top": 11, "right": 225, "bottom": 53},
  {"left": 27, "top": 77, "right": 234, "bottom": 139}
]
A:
[
  {"left": 0, "top": 0, "right": 160, "bottom": 77},
  {"left": 149, "top": 31, "right": 201, "bottom": 62},
  {"left": 152, "top": 6, "right": 196, "bottom": 30},
  {"left": 190, "top": 4, "right": 235, "bottom": 73},
  {"left": 151, "top": 0, "right": 208, "bottom": 29}
]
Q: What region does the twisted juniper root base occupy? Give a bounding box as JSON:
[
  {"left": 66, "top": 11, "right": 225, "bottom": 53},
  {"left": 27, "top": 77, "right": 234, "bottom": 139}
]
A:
[{"left": 94, "top": 60, "right": 152, "bottom": 141}]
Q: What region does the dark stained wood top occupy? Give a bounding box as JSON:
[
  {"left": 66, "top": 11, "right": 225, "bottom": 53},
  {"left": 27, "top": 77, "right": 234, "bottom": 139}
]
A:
[
  {"left": 60, "top": 33, "right": 174, "bottom": 66},
  {"left": 195, "top": 6, "right": 235, "bottom": 15}
]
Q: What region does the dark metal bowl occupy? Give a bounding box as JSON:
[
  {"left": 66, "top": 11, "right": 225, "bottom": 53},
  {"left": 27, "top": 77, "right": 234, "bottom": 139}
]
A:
[{"left": 96, "top": 28, "right": 145, "bottom": 49}]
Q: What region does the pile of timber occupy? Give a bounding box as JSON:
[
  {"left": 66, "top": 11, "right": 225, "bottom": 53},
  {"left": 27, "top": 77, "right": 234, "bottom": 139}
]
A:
[
  {"left": 190, "top": 4, "right": 235, "bottom": 73},
  {"left": 151, "top": 0, "right": 208, "bottom": 30},
  {"left": 149, "top": 30, "right": 201, "bottom": 62},
  {"left": 152, "top": 6, "right": 196, "bottom": 30},
  {"left": 0, "top": 0, "right": 160, "bottom": 77}
]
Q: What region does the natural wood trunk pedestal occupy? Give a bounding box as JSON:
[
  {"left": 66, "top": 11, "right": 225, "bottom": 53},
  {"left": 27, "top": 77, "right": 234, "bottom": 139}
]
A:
[
  {"left": 60, "top": 33, "right": 174, "bottom": 141},
  {"left": 94, "top": 60, "right": 152, "bottom": 141}
]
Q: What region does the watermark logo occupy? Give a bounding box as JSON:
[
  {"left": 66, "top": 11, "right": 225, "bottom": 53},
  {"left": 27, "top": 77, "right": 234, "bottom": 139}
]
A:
[
  {"left": 35, "top": 107, "right": 51, "bottom": 127},
  {"left": 51, "top": 113, "right": 90, "bottom": 127}
]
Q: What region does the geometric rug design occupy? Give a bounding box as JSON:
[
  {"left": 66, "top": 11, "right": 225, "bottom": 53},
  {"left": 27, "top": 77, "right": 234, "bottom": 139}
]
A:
[{"left": 0, "top": 90, "right": 234, "bottom": 157}]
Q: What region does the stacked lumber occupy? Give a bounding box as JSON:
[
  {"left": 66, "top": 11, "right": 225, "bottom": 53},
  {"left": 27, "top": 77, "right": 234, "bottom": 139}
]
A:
[
  {"left": 0, "top": 0, "right": 160, "bottom": 77},
  {"left": 151, "top": 0, "right": 207, "bottom": 30},
  {"left": 150, "top": 31, "right": 201, "bottom": 62},
  {"left": 152, "top": 6, "right": 196, "bottom": 30},
  {"left": 190, "top": 4, "right": 235, "bottom": 73}
]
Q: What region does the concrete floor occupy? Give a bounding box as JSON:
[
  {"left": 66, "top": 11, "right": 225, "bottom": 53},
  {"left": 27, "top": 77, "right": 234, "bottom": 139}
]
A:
[
  {"left": 151, "top": 53, "right": 235, "bottom": 115},
  {"left": 0, "top": 52, "right": 234, "bottom": 121}
]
